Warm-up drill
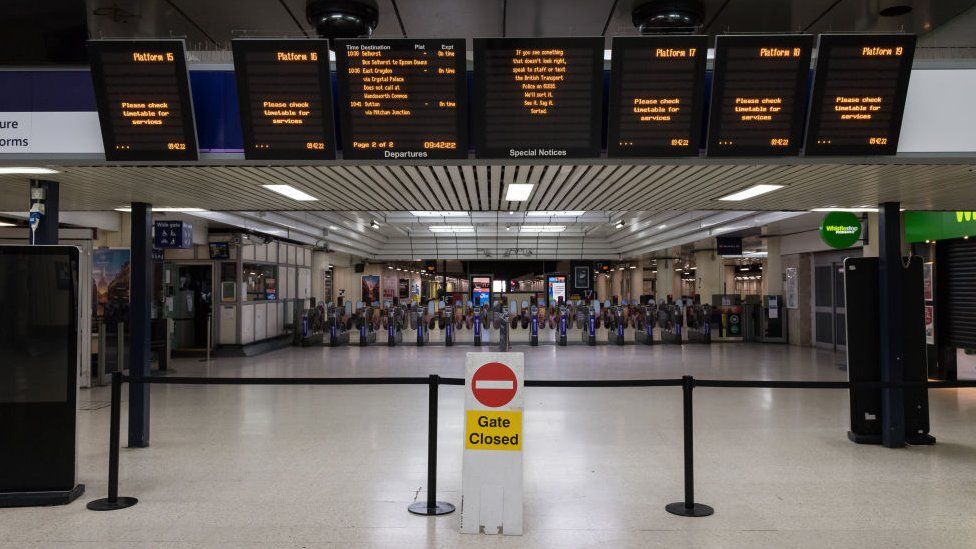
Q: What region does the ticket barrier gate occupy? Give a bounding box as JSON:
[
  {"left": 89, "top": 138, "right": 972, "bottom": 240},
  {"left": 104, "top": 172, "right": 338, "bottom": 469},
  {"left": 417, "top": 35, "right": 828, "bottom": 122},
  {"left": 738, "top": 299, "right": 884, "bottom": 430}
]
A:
[
  {"left": 584, "top": 306, "right": 597, "bottom": 346},
  {"left": 558, "top": 307, "right": 569, "bottom": 346},
  {"left": 327, "top": 307, "right": 350, "bottom": 347},
  {"left": 636, "top": 304, "right": 656, "bottom": 345},
  {"left": 612, "top": 306, "right": 626, "bottom": 346},
  {"left": 496, "top": 306, "right": 511, "bottom": 352},
  {"left": 387, "top": 305, "right": 404, "bottom": 346},
  {"left": 530, "top": 305, "right": 539, "bottom": 346},
  {"left": 686, "top": 304, "right": 712, "bottom": 344},
  {"left": 415, "top": 309, "right": 429, "bottom": 346},
  {"left": 444, "top": 305, "right": 455, "bottom": 346},
  {"left": 659, "top": 303, "right": 683, "bottom": 345},
  {"left": 356, "top": 305, "right": 377, "bottom": 346}
]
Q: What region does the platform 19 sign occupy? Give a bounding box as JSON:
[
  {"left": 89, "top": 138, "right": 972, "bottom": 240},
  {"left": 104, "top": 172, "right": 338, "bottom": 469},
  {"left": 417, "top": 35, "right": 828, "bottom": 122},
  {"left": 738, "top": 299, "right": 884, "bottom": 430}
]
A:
[{"left": 461, "top": 352, "right": 524, "bottom": 536}]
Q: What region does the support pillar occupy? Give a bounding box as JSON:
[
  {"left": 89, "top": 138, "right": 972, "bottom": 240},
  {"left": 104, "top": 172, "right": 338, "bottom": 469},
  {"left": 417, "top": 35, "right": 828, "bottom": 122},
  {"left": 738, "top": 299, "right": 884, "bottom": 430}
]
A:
[
  {"left": 596, "top": 270, "right": 608, "bottom": 301},
  {"left": 128, "top": 203, "right": 152, "bottom": 447},
  {"left": 630, "top": 262, "right": 643, "bottom": 302},
  {"left": 878, "top": 202, "right": 905, "bottom": 448},
  {"left": 694, "top": 241, "right": 723, "bottom": 303},
  {"left": 762, "top": 235, "right": 783, "bottom": 296},
  {"left": 28, "top": 179, "right": 59, "bottom": 245},
  {"left": 656, "top": 258, "right": 675, "bottom": 302}
]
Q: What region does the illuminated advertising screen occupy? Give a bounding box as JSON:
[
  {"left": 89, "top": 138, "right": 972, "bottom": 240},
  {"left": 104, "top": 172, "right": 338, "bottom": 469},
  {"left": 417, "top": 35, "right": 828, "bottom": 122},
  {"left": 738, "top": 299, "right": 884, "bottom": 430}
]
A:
[
  {"left": 472, "top": 276, "right": 491, "bottom": 307},
  {"left": 87, "top": 39, "right": 198, "bottom": 161},
  {"left": 804, "top": 34, "right": 916, "bottom": 156},
  {"left": 231, "top": 39, "right": 336, "bottom": 160},
  {"left": 547, "top": 275, "right": 567, "bottom": 304},
  {"left": 706, "top": 35, "right": 813, "bottom": 156},
  {"left": 473, "top": 37, "right": 604, "bottom": 159},
  {"left": 607, "top": 35, "right": 708, "bottom": 157},
  {"left": 334, "top": 38, "right": 467, "bottom": 160}
]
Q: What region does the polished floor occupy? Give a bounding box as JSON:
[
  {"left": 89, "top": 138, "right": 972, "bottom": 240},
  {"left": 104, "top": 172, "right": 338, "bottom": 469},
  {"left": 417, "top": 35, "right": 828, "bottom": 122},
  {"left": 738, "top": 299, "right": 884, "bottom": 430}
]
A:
[{"left": 3, "top": 343, "right": 976, "bottom": 548}]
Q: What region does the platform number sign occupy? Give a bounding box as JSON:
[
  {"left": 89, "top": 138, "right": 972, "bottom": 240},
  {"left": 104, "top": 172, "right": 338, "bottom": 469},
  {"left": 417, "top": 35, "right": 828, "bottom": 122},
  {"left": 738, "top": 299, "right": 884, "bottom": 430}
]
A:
[{"left": 153, "top": 220, "right": 192, "bottom": 249}]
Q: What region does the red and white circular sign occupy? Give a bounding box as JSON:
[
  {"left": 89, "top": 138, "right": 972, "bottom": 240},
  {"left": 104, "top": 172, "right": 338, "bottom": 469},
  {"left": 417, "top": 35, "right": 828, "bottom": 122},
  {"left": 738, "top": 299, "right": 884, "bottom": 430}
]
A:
[{"left": 471, "top": 362, "right": 518, "bottom": 408}]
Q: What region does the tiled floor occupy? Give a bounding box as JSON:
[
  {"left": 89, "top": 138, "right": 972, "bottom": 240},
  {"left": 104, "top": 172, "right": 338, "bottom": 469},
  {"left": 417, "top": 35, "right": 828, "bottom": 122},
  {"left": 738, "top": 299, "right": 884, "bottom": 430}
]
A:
[{"left": 3, "top": 343, "right": 976, "bottom": 548}]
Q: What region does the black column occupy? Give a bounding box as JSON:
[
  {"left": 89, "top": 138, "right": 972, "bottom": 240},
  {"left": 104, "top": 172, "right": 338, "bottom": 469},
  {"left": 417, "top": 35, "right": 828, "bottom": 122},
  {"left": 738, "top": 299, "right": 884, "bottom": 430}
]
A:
[
  {"left": 128, "top": 203, "right": 152, "bottom": 447},
  {"left": 878, "top": 202, "right": 905, "bottom": 448},
  {"left": 28, "top": 179, "right": 59, "bottom": 245}
]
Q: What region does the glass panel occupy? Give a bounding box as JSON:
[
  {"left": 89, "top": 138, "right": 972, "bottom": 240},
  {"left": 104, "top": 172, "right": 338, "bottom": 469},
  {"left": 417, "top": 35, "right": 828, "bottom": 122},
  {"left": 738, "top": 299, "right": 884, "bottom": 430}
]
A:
[
  {"left": 835, "top": 314, "right": 847, "bottom": 346},
  {"left": 816, "top": 312, "right": 834, "bottom": 344},
  {"left": 834, "top": 265, "right": 846, "bottom": 308},
  {"left": 243, "top": 263, "right": 278, "bottom": 301},
  {"left": 815, "top": 266, "right": 833, "bottom": 307}
]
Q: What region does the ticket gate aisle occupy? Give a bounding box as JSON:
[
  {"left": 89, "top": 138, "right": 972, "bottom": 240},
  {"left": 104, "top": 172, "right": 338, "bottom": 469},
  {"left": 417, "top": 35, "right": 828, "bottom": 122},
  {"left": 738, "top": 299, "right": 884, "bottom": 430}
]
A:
[{"left": 326, "top": 302, "right": 351, "bottom": 347}]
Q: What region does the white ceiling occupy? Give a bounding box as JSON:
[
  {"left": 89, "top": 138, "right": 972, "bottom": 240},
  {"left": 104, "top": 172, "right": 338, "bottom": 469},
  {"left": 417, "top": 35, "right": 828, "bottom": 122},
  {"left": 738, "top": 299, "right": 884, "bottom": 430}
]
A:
[{"left": 1, "top": 158, "right": 974, "bottom": 213}]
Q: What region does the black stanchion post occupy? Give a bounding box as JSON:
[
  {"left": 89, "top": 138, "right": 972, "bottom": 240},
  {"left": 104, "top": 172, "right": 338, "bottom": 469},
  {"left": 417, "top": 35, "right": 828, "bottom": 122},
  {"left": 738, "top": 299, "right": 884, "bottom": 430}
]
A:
[
  {"left": 87, "top": 372, "right": 139, "bottom": 511},
  {"left": 408, "top": 374, "right": 455, "bottom": 516},
  {"left": 666, "top": 375, "right": 713, "bottom": 517}
]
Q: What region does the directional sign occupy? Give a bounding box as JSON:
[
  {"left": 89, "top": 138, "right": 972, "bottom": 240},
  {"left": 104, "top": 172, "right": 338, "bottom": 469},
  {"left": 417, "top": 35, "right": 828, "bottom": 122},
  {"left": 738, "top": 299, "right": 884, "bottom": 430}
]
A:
[
  {"left": 471, "top": 361, "right": 518, "bottom": 408},
  {"left": 153, "top": 220, "right": 192, "bottom": 249}
]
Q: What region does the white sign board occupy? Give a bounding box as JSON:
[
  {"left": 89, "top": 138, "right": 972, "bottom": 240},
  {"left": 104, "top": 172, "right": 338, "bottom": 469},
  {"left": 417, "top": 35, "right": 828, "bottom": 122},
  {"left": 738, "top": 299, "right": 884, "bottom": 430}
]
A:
[
  {"left": 785, "top": 266, "right": 799, "bottom": 310},
  {"left": 0, "top": 112, "right": 103, "bottom": 154},
  {"left": 461, "top": 352, "right": 524, "bottom": 536}
]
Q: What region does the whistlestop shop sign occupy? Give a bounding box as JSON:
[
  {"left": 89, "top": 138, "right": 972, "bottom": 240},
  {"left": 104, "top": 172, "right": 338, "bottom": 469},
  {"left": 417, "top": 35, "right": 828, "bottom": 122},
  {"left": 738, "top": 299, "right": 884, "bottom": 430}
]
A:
[
  {"left": 819, "top": 211, "right": 862, "bottom": 249},
  {"left": 461, "top": 353, "right": 524, "bottom": 536}
]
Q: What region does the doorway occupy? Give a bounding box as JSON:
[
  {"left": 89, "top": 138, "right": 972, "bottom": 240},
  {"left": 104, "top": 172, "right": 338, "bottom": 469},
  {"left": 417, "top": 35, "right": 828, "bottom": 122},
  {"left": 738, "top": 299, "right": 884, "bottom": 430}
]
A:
[
  {"left": 813, "top": 250, "right": 859, "bottom": 351},
  {"left": 164, "top": 264, "right": 213, "bottom": 355}
]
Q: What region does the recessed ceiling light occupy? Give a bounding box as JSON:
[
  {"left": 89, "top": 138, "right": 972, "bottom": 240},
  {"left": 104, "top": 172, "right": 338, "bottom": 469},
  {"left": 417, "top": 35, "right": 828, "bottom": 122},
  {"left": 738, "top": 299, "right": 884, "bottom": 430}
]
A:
[
  {"left": 262, "top": 184, "right": 317, "bottom": 201},
  {"left": 114, "top": 207, "right": 207, "bottom": 212},
  {"left": 810, "top": 207, "right": 878, "bottom": 213},
  {"left": 429, "top": 225, "right": 474, "bottom": 233},
  {"left": 614, "top": 220, "right": 624, "bottom": 229},
  {"left": 410, "top": 211, "right": 468, "bottom": 217},
  {"left": 0, "top": 221, "right": 15, "bottom": 227},
  {"left": 526, "top": 211, "right": 585, "bottom": 216},
  {"left": 505, "top": 184, "right": 533, "bottom": 201},
  {"left": 657, "top": 224, "right": 667, "bottom": 229},
  {"left": 718, "top": 184, "right": 784, "bottom": 201},
  {"left": 370, "top": 220, "right": 380, "bottom": 229},
  {"left": 519, "top": 225, "right": 565, "bottom": 233},
  {"left": 0, "top": 167, "right": 59, "bottom": 175}
]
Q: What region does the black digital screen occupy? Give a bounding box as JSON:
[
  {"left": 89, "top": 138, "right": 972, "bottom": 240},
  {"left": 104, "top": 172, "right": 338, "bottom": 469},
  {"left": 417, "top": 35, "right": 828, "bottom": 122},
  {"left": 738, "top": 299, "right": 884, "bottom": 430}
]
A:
[
  {"left": 209, "top": 242, "right": 230, "bottom": 260},
  {"left": 607, "top": 36, "right": 708, "bottom": 157},
  {"left": 0, "top": 246, "right": 77, "bottom": 402},
  {"left": 804, "top": 34, "right": 916, "bottom": 156},
  {"left": 473, "top": 37, "right": 604, "bottom": 159},
  {"left": 232, "top": 39, "right": 336, "bottom": 160},
  {"left": 87, "top": 39, "right": 198, "bottom": 161},
  {"left": 334, "top": 38, "right": 467, "bottom": 160},
  {"left": 706, "top": 35, "right": 813, "bottom": 156}
]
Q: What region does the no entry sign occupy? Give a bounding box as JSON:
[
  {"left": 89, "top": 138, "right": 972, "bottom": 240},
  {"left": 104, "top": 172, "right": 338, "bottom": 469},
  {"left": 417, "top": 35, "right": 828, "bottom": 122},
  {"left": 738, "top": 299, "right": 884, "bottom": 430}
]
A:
[
  {"left": 471, "top": 362, "right": 518, "bottom": 408},
  {"left": 462, "top": 352, "right": 524, "bottom": 536}
]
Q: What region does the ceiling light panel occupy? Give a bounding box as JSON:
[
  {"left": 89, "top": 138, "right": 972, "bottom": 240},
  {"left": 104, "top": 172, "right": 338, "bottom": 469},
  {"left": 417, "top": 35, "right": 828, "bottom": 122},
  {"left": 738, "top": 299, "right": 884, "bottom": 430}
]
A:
[{"left": 718, "top": 184, "right": 784, "bottom": 201}]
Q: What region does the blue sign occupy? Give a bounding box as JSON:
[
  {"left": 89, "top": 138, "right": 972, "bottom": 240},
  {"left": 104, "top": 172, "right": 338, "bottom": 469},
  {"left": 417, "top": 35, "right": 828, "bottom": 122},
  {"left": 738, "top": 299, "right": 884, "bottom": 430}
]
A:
[{"left": 153, "top": 220, "right": 193, "bottom": 249}]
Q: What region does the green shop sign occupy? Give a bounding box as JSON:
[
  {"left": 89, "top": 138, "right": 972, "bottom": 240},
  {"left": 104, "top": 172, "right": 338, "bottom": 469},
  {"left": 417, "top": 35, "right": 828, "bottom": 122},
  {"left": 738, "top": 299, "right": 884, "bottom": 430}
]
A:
[
  {"left": 819, "top": 211, "right": 862, "bottom": 249},
  {"left": 905, "top": 211, "right": 976, "bottom": 243}
]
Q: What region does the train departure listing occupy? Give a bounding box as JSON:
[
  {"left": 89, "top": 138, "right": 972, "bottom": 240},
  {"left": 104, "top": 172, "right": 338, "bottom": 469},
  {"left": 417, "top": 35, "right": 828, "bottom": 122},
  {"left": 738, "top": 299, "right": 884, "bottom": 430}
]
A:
[
  {"left": 608, "top": 36, "right": 708, "bottom": 157},
  {"left": 232, "top": 39, "right": 336, "bottom": 160},
  {"left": 335, "top": 39, "right": 467, "bottom": 160},
  {"left": 473, "top": 38, "right": 604, "bottom": 159},
  {"left": 706, "top": 35, "right": 813, "bottom": 157},
  {"left": 87, "top": 39, "right": 198, "bottom": 161},
  {"left": 804, "top": 34, "right": 916, "bottom": 156}
]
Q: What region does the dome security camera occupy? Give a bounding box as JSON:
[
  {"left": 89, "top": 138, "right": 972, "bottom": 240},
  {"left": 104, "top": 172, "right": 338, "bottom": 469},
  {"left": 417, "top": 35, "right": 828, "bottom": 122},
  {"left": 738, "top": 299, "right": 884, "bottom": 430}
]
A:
[
  {"left": 632, "top": 0, "right": 705, "bottom": 35},
  {"left": 306, "top": 0, "right": 379, "bottom": 40}
]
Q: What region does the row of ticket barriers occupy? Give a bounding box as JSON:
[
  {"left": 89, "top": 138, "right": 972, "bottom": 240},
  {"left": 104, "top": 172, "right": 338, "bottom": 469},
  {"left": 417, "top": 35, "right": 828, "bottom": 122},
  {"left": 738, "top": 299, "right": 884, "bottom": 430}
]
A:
[{"left": 300, "top": 298, "right": 718, "bottom": 349}]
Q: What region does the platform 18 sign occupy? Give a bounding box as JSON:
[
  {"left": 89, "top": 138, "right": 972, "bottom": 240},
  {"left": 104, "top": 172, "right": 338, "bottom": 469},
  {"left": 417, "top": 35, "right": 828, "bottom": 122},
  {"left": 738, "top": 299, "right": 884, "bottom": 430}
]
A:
[
  {"left": 153, "top": 220, "right": 193, "bottom": 249},
  {"left": 461, "top": 352, "right": 524, "bottom": 536}
]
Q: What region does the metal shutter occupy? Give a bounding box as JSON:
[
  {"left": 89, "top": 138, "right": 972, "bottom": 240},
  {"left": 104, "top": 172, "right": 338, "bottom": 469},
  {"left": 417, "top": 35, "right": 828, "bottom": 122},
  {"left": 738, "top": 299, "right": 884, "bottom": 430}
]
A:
[{"left": 943, "top": 239, "right": 976, "bottom": 348}]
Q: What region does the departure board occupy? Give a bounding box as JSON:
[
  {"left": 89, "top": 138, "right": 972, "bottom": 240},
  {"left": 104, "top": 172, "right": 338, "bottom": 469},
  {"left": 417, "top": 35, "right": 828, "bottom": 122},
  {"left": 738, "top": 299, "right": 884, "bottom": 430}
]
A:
[
  {"left": 473, "top": 37, "right": 604, "bottom": 159},
  {"left": 706, "top": 35, "right": 813, "bottom": 157},
  {"left": 334, "top": 38, "right": 467, "bottom": 160},
  {"left": 231, "top": 39, "right": 336, "bottom": 160},
  {"left": 87, "top": 40, "right": 198, "bottom": 161},
  {"left": 804, "top": 34, "right": 916, "bottom": 156},
  {"left": 608, "top": 35, "right": 708, "bottom": 157}
]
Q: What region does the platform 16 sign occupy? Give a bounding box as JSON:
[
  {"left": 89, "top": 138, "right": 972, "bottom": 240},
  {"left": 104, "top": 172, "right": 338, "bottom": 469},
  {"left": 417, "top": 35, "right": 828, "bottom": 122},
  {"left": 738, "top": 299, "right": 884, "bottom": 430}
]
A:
[{"left": 153, "top": 220, "right": 193, "bottom": 249}]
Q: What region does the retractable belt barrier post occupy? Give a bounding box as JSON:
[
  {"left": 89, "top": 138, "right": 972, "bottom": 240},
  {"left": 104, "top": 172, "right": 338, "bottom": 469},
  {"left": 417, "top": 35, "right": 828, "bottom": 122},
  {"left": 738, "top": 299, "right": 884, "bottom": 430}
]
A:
[
  {"left": 665, "top": 376, "right": 713, "bottom": 517},
  {"left": 87, "top": 372, "right": 138, "bottom": 511},
  {"left": 408, "top": 375, "right": 456, "bottom": 516}
]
